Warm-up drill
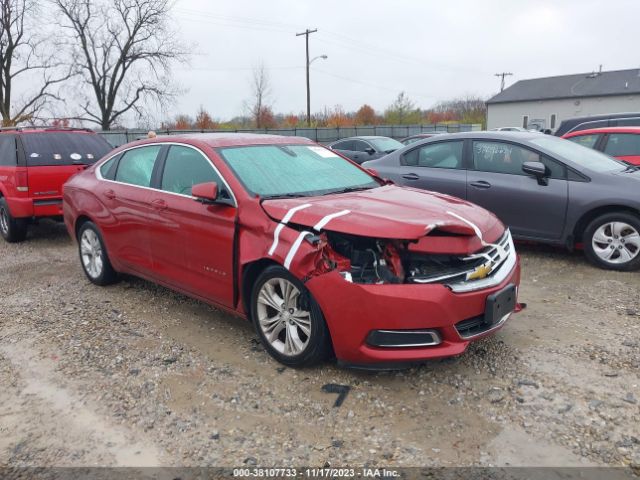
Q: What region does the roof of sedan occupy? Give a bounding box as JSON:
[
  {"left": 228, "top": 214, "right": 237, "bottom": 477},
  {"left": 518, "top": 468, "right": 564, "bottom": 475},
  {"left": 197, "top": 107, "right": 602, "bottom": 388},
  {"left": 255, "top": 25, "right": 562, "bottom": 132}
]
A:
[
  {"left": 334, "top": 136, "right": 391, "bottom": 141},
  {"left": 132, "top": 132, "right": 315, "bottom": 148},
  {"left": 563, "top": 126, "right": 640, "bottom": 137},
  {"left": 416, "top": 131, "right": 546, "bottom": 141}
]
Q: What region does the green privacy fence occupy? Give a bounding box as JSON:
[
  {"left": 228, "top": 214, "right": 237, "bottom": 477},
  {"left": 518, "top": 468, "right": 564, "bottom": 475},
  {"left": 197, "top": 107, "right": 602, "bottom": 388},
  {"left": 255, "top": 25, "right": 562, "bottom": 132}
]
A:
[{"left": 99, "top": 123, "right": 482, "bottom": 147}]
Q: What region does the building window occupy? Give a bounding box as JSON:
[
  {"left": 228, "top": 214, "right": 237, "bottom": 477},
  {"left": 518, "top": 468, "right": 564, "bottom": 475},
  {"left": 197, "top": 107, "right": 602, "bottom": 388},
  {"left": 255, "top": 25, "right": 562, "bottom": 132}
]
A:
[
  {"left": 522, "top": 115, "right": 529, "bottom": 129},
  {"left": 550, "top": 114, "right": 557, "bottom": 130}
]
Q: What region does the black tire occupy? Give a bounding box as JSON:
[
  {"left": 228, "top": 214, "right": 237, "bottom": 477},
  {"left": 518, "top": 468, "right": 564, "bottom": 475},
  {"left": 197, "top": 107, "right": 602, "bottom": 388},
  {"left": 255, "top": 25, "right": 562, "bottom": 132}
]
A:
[
  {"left": 77, "top": 221, "right": 119, "bottom": 285},
  {"left": 250, "top": 265, "right": 332, "bottom": 367},
  {"left": 0, "top": 197, "right": 28, "bottom": 243},
  {"left": 583, "top": 212, "right": 640, "bottom": 271}
]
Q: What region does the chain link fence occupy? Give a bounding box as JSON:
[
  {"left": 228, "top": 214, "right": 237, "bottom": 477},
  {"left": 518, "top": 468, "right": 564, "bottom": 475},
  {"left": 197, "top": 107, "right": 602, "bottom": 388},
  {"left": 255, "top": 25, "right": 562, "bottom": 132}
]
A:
[{"left": 99, "top": 123, "right": 482, "bottom": 147}]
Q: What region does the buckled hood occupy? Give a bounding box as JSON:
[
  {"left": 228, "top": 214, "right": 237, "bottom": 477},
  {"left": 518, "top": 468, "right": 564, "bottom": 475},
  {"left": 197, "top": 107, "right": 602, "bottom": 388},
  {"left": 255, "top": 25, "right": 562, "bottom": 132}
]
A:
[{"left": 261, "top": 185, "right": 504, "bottom": 242}]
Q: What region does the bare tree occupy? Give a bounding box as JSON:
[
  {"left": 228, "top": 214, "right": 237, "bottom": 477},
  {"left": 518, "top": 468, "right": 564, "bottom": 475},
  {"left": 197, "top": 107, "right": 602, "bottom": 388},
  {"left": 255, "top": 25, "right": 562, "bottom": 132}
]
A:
[
  {"left": 0, "top": 0, "right": 71, "bottom": 126},
  {"left": 54, "top": 0, "right": 189, "bottom": 130},
  {"left": 245, "top": 63, "right": 273, "bottom": 128}
]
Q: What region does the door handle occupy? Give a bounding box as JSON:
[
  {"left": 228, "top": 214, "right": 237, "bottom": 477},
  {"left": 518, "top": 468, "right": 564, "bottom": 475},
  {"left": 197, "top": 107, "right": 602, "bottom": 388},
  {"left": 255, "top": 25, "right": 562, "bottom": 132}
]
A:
[
  {"left": 151, "top": 199, "right": 168, "bottom": 211},
  {"left": 470, "top": 180, "right": 492, "bottom": 189},
  {"left": 103, "top": 189, "right": 116, "bottom": 200},
  {"left": 402, "top": 173, "right": 420, "bottom": 181}
]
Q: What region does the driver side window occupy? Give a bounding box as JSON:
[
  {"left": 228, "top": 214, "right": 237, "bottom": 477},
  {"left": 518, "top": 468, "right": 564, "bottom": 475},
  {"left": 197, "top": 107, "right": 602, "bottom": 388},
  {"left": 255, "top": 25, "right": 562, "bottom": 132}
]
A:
[
  {"left": 472, "top": 141, "right": 565, "bottom": 179},
  {"left": 352, "top": 140, "right": 372, "bottom": 153},
  {"left": 161, "top": 146, "right": 222, "bottom": 196}
]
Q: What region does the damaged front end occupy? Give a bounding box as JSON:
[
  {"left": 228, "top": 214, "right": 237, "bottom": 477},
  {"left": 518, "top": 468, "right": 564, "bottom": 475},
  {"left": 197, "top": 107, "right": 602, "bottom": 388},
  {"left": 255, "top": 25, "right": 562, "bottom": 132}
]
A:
[{"left": 308, "top": 228, "right": 516, "bottom": 293}]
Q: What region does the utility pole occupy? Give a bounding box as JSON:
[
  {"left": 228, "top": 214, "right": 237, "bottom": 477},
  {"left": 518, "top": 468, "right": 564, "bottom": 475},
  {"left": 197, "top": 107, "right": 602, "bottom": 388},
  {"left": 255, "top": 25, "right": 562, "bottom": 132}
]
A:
[
  {"left": 296, "top": 28, "right": 318, "bottom": 126},
  {"left": 495, "top": 72, "right": 513, "bottom": 92}
]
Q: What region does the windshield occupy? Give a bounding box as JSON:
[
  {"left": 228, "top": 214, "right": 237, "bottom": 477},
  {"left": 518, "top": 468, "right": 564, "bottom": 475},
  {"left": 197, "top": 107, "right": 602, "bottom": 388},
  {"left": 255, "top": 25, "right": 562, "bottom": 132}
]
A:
[
  {"left": 530, "top": 136, "right": 625, "bottom": 172},
  {"left": 218, "top": 144, "right": 379, "bottom": 198},
  {"left": 22, "top": 133, "right": 113, "bottom": 166},
  {"left": 368, "top": 137, "right": 404, "bottom": 153}
]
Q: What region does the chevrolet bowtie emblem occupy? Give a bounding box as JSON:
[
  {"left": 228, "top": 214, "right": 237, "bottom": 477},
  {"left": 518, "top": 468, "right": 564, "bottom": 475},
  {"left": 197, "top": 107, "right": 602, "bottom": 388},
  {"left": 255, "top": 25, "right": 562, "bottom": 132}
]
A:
[{"left": 467, "top": 263, "right": 493, "bottom": 281}]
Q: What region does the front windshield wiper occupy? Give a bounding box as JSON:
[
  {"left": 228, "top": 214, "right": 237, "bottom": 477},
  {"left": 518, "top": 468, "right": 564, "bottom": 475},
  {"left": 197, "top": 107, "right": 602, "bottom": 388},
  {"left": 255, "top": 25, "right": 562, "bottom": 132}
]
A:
[
  {"left": 322, "top": 185, "right": 375, "bottom": 196},
  {"left": 623, "top": 164, "right": 639, "bottom": 172},
  {"left": 261, "top": 193, "right": 309, "bottom": 200}
]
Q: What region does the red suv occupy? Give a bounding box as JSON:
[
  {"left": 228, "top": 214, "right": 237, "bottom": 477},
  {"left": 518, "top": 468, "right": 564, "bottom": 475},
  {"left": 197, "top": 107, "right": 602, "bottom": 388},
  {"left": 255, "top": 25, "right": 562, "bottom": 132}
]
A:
[
  {"left": 563, "top": 127, "right": 640, "bottom": 165},
  {"left": 63, "top": 133, "right": 521, "bottom": 368},
  {"left": 0, "top": 127, "right": 113, "bottom": 242}
]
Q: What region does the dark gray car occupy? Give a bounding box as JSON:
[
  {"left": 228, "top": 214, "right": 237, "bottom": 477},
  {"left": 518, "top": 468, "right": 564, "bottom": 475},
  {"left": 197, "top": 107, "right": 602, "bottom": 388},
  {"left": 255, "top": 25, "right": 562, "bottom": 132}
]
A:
[
  {"left": 363, "top": 131, "right": 640, "bottom": 271},
  {"left": 328, "top": 136, "right": 404, "bottom": 164}
]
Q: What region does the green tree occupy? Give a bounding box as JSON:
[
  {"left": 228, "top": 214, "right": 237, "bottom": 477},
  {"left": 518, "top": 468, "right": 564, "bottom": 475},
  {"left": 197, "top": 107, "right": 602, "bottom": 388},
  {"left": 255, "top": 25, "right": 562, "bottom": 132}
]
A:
[{"left": 384, "top": 92, "right": 422, "bottom": 125}]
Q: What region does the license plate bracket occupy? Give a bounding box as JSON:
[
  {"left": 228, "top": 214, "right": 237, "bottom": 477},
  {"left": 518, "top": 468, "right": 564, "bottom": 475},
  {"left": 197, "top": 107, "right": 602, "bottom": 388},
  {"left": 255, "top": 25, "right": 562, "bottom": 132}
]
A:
[{"left": 484, "top": 283, "right": 517, "bottom": 326}]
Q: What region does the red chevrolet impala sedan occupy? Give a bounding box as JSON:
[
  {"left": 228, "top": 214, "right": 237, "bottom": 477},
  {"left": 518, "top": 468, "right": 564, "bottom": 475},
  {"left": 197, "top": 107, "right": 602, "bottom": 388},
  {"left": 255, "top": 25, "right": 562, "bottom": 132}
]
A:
[{"left": 63, "top": 134, "right": 521, "bottom": 368}]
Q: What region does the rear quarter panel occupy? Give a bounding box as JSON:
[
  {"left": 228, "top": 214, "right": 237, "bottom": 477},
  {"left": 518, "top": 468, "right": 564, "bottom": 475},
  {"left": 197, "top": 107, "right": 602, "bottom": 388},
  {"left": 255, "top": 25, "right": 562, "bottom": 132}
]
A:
[{"left": 63, "top": 168, "right": 118, "bottom": 249}]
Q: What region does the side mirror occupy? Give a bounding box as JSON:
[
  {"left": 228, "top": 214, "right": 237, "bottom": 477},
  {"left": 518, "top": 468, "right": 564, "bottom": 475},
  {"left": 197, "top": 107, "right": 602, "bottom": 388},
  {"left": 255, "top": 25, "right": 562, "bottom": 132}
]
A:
[
  {"left": 522, "top": 161, "right": 548, "bottom": 185},
  {"left": 365, "top": 147, "right": 376, "bottom": 155},
  {"left": 192, "top": 182, "right": 219, "bottom": 204}
]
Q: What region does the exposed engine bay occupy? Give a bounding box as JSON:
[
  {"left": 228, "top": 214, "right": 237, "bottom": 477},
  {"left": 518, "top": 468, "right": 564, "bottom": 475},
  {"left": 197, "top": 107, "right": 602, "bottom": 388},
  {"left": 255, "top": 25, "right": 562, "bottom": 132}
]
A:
[{"left": 318, "top": 230, "right": 511, "bottom": 286}]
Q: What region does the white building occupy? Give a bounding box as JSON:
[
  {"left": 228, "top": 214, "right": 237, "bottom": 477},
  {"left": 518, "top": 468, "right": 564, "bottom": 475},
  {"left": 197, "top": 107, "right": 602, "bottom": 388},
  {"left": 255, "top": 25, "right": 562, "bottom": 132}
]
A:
[{"left": 486, "top": 68, "right": 640, "bottom": 132}]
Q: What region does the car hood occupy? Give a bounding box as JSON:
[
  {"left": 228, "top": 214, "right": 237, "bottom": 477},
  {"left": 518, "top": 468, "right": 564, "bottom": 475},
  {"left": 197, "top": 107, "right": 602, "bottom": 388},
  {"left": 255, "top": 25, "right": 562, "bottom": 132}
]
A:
[{"left": 261, "top": 185, "right": 503, "bottom": 241}]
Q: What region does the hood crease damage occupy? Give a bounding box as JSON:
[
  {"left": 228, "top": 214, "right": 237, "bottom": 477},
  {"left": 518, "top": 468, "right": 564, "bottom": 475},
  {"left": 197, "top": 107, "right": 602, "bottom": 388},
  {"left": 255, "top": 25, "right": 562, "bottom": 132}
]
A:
[{"left": 257, "top": 186, "right": 511, "bottom": 288}]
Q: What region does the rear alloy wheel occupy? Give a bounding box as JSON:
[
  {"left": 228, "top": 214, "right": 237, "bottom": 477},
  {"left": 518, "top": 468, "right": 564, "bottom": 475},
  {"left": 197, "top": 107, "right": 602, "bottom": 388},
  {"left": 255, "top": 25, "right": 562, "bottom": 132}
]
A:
[
  {"left": 584, "top": 213, "right": 640, "bottom": 271},
  {"left": 251, "top": 265, "right": 332, "bottom": 367},
  {"left": 78, "top": 221, "right": 118, "bottom": 285},
  {"left": 0, "top": 197, "right": 28, "bottom": 243}
]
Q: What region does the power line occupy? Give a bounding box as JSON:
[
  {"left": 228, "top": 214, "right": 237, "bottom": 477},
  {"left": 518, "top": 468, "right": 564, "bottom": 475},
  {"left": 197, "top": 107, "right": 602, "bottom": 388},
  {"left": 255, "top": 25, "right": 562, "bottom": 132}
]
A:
[
  {"left": 495, "top": 72, "right": 513, "bottom": 92},
  {"left": 174, "top": 9, "right": 492, "bottom": 76},
  {"left": 189, "top": 66, "right": 303, "bottom": 72},
  {"left": 175, "top": 8, "right": 306, "bottom": 31},
  {"left": 311, "top": 67, "right": 436, "bottom": 102}
]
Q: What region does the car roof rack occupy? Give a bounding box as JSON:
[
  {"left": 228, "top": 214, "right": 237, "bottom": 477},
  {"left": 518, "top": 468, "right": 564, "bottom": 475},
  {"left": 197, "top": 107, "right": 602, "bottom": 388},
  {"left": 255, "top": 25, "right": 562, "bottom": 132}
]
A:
[{"left": 0, "top": 126, "right": 95, "bottom": 133}]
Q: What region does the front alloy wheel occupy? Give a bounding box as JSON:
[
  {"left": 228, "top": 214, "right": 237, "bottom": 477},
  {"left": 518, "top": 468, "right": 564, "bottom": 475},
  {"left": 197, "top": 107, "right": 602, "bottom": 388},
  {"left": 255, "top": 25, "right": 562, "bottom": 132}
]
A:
[
  {"left": 584, "top": 213, "right": 640, "bottom": 271},
  {"left": 251, "top": 266, "right": 332, "bottom": 367},
  {"left": 256, "top": 278, "right": 312, "bottom": 356}
]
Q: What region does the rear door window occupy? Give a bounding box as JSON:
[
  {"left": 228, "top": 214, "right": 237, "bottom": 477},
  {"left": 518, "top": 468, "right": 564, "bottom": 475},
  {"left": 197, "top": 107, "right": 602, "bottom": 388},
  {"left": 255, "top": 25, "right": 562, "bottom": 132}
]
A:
[
  {"left": 115, "top": 146, "right": 162, "bottom": 188},
  {"left": 22, "top": 132, "right": 112, "bottom": 166},
  {"left": 161, "top": 146, "right": 222, "bottom": 196},
  {"left": 332, "top": 140, "right": 354, "bottom": 151},
  {"left": 604, "top": 133, "right": 640, "bottom": 156},
  {"left": 402, "top": 141, "right": 464, "bottom": 169},
  {"left": 566, "top": 134, "right": 601, "bottom": 149},
  {"left": 0, "top": 135, "right": 17, "bottom": 166},
  {"left": 614, "top": 117, "right": 640, "bottom": 127},
  {"left": 99, "top": 155, "right": 120, "bottom": 180}
]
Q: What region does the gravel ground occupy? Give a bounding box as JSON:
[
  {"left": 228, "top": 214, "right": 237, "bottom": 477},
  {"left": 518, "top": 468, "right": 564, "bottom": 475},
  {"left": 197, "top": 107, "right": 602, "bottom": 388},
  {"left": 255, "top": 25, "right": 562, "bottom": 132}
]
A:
[{"left": 0, "top": 220, "right": 639, "bottom": 468}]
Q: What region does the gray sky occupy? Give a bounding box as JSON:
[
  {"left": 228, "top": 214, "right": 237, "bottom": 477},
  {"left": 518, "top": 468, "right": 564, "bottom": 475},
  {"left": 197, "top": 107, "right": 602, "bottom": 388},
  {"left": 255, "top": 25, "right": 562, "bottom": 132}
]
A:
[{"left": 169, "top": 0, "right": 638, "bottom": 120}]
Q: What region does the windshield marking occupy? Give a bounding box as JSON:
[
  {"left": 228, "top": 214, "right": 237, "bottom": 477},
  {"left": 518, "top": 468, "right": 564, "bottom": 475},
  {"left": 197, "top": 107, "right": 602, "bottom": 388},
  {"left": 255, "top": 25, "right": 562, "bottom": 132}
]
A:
[
  {"left": 268, "top": 203, "right": 312, "bottom": 256},
  {"left": 313, "top": 210, "right": 351, "bottom": 231}
]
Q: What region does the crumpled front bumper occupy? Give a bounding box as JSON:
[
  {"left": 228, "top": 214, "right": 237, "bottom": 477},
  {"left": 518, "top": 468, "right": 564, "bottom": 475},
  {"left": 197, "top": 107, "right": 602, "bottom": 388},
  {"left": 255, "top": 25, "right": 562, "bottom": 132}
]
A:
[{"left": 305, "top": 256, "right": 521, "bottom": 366}]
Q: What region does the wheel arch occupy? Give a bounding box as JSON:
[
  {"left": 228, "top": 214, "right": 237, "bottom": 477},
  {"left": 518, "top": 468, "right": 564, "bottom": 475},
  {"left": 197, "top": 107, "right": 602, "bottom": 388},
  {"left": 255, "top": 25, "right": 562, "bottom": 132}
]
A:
[
  {"left": 74, "top": 214, "right": 94, "bottom": 239},
  {"left": 573, "top": 205, "right": 640, "bottom": 244},
  {"left": 240, "top": 258, "right": 283, "bottom": 319}
]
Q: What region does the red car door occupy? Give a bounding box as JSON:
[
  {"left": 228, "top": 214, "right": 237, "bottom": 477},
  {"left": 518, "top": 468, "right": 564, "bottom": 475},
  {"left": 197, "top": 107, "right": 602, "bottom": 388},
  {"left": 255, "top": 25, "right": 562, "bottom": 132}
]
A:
[
  {"left": 101, "top": 145, "right": 163, "bottom": 275},
  {"left": 147, "top": 145, "right": 236, "bottom": 307}
]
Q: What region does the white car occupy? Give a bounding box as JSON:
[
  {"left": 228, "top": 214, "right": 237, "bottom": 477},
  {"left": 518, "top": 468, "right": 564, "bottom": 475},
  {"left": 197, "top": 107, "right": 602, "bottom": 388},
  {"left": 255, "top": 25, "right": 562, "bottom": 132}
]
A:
[{"left": 490, "top": 127, "right": 531, "bottom": 132}]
